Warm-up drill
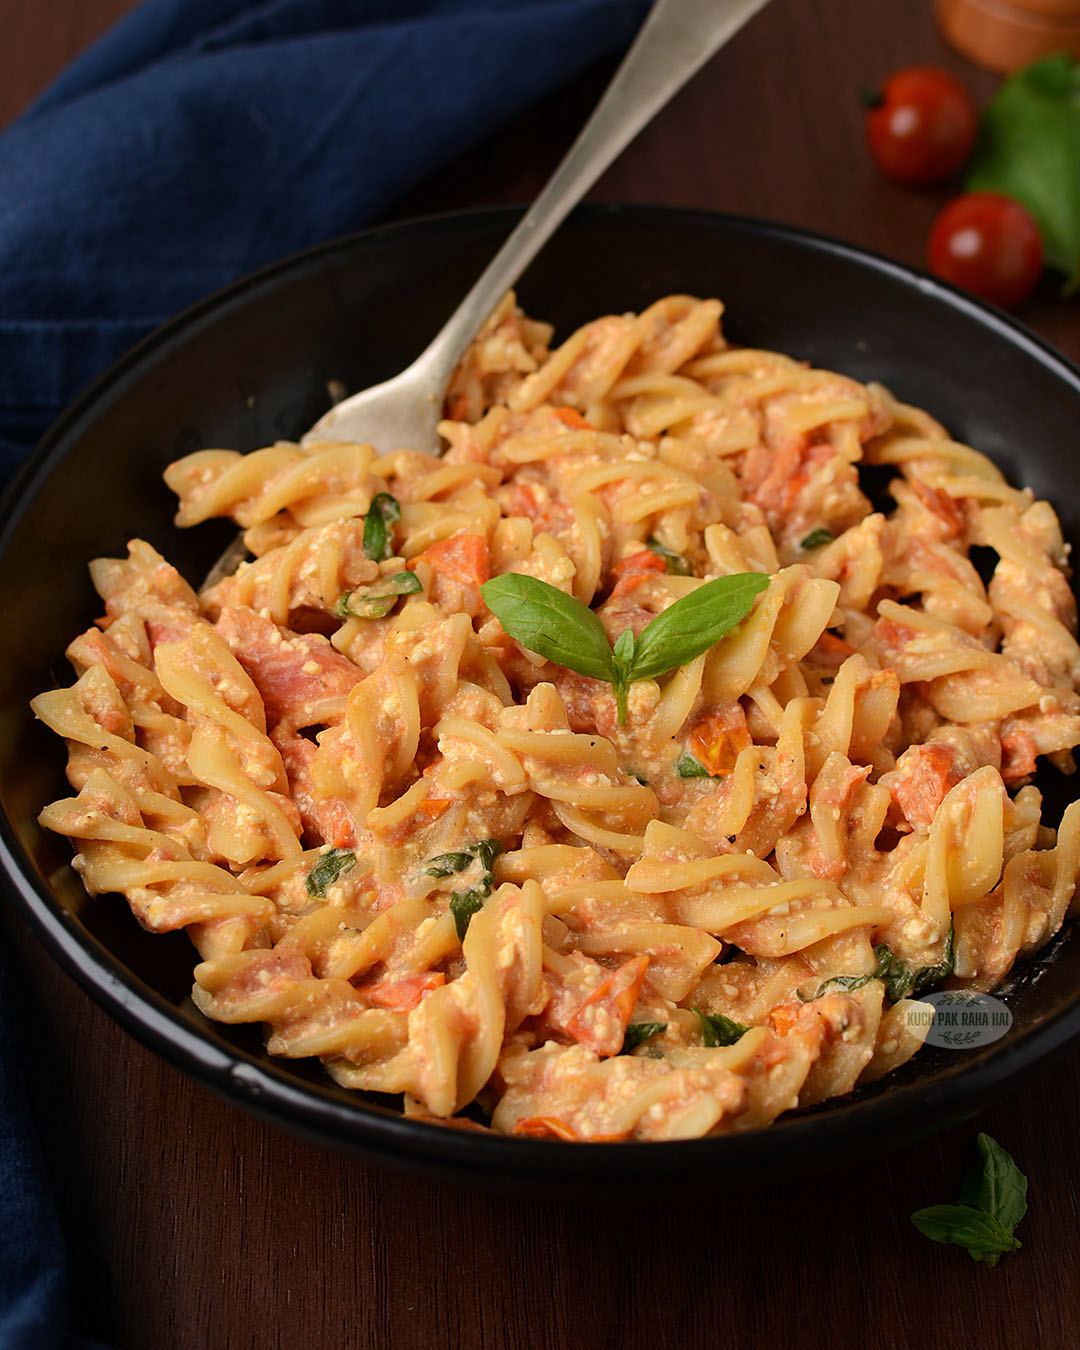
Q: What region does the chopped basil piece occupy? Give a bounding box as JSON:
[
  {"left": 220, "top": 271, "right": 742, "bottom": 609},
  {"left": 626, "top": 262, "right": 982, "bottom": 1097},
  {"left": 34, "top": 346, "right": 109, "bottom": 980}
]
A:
[
  {"left": 801, "top": 528, "right": 836, "bottom": 550},
  {"left": 334, "top": 570, "right": 421, "bottom": 620},
  {"left": 676, "top": 752, "right": 713, "bottom": 779},
  {"left": 362, "top": 492, "right": 402, "bottom": 562},
  {"left": 885, "top": 923, "right": 955, "bottom": 1002},
  {"left": 646, "top": 537, "right": 693, "bottom": 575},
  {"left": 424, "top": 838, "right": 503, "bottom": 880},
  {"left": 799, "top": 926, "right": 955, "bottom": 1004},
  {"left": 471, "top": 838, "right": 504, "bottom": 872},
  {"left": 426, "top": 839, "right": 505, "bottom": 940},
  {"left": 803, "top": 945, "right": 893, "bottom": 1001},
  {"left": 692, "top": 1007, "right": 749, "bottom": 1047},
  {"left": 449, "top": 888, "right": 487, "bottom": 941},
  {"left": 621, "top": 1022, "right": 668, "bottom": 1053},
  {"left": 305, "top": 847, "right": 357, "bottom": 898},
  {"left": 423, "top": 851, "right": 475, "bottom": 879}
]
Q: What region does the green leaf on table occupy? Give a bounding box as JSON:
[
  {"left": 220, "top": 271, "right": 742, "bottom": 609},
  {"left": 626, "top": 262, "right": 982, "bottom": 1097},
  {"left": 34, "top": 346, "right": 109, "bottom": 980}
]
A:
[
  {"left": 910, "top": 1204, "right": 1021, "bottom": 1267},
  {"left": 964, "top": 53, "right": 1080, "bottom": 292},
  {"left": 958, "top": 1133, "right": 1028, "bottom": 1237},
  {"left": 911, "top": 1133, "right": 1027, "bottom": 1266}
]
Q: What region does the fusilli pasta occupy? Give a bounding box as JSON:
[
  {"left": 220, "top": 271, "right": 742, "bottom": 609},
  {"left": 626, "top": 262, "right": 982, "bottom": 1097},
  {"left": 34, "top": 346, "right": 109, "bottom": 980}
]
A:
[{"left": 33, "top": 293, "right": 1080, "bottom": 1140}]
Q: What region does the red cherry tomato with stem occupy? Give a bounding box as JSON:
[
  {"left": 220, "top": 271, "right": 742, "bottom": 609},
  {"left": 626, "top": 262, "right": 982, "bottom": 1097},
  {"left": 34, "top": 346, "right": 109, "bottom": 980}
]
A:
[
  {"left": 865, "top": 67, "right": 977, "bottom": 186},
  {"left": 928, "top": 193, "right": 1044, "bottom": 310}
]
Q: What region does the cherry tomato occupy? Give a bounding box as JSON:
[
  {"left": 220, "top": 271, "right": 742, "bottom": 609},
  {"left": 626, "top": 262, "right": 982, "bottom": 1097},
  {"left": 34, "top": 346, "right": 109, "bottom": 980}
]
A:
[
  {"left": 865, "top": 67, "right": 977, "bottom": 186},
  {"left": 928, "top": 193, "right": 1044, "bottom": 310}
]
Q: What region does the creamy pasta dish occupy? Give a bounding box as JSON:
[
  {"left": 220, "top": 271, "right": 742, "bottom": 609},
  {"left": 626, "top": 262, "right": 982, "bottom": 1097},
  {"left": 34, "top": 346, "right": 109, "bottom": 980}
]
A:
[{"left": 33, "top": 294, "right": 1080, "bottom": 1141}]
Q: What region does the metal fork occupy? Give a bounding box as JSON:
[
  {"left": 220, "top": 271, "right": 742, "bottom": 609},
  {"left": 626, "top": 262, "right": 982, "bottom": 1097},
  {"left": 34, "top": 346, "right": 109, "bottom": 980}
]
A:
[{"left": 302, "top": 0, "right": 770, "bottom": 453}]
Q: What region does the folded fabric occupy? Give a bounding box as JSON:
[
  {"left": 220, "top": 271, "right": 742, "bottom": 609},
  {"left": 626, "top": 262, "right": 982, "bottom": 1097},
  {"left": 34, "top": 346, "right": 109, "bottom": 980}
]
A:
[
  {"left": 0, "top": 1, "right": 650, "bottom": 1344},
  {"left": 0, "top": 0, "right": 650, "bottom": 478}
]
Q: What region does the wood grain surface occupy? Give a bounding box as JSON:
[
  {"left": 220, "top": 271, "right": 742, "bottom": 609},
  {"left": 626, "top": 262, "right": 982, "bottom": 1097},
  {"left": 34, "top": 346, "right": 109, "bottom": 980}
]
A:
[{"left": 4, "top": 2, "right": 1080, "bottom": 1348}]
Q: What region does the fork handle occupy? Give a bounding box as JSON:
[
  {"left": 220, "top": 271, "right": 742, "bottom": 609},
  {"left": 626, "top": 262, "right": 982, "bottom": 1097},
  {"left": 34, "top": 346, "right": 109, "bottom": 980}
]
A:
[{"left": 411, "top": 0, "right": 771, "bottom": 390}]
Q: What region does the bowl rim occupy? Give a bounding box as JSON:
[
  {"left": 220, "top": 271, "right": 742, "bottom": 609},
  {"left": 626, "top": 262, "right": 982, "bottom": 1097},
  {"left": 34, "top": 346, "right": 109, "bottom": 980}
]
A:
[{"left": 5, "top": 201, "right": 1080, "bottom": 1182}]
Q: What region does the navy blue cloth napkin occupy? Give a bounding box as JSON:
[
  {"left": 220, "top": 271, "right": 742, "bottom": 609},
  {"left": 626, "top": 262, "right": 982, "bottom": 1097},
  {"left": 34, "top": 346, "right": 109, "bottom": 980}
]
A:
[
  {"left": 0, "top": 0, "right": 650, "bottom": 479},
  {"left": 0, "top": 1, "right": 649, "bottom": 1344}
]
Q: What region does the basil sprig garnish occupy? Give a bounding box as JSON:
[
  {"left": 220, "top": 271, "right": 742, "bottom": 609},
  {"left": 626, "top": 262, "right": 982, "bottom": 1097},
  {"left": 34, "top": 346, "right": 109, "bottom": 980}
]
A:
[
  {"left": 692, "top": 1007, "right": 749, "bottom": 1047},
  {"left": 621, "top": 1022, "right": 668, "bottom": 1054},
  {"left": 911, "top": 1134, "right": 1027, "bottom": 1266},
  {"left": 646, "top": 537, "right": 693, "bottom": 575},
  {"left": 306, "top": 847, "right": 357, "bottom": 898},
  {"left": 362, "top": 492, "right": 402, "bottom": 562},
  {"left": 481, "top": 571, "right": 769, "bottom": 725},
  {"left": 334, "top": 570, "right": 422, "bottom": 620}
]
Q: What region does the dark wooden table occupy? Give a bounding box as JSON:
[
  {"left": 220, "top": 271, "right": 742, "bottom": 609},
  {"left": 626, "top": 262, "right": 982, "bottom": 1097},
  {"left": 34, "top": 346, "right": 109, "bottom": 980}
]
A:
[{"left": 4, "top": 3, "right": 1080, "bottom": 1347}]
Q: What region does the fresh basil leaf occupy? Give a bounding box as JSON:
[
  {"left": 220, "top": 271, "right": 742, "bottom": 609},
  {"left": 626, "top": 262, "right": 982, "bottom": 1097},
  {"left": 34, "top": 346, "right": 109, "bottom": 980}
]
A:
[
  {"left": 481, "top": 574, "right": 616, "bottom": 682},
  {"left": 801, "top": 528, "right": 836, "bottom": 550},
  {"left": 964, "top": 53, "right": 1080, "bottom": 291},
  {"left": 910, "top": 1204, "right": 1021, "bottom": 1267},
  {"left": 958, "top": 1134, "right": 1028, "bottom": 1236},
  {"left": 621, "top": 1022, "right": 668, "bottom": 1053},
  {"left": 646, "top": 537, "right": 693, "bottom": 575},
  {"left": 306, "top": 847, "right": 357, "bottom": 898},
  {"left": 610, "top": 627, "right": 636, "bottom": 725},
  {"left": 362, "top": 492, "right": 402, "bottom": 562},
  {"left": 334, "top": 569, "right": 421, "bottom": 619},
  {"left": 628, "top": 573, "right": 769, "bottom": 682},
  {"left": 692, "top": 1007, "right": 749, "bottom": 1048},
  {"left": 449, "top": 887, "right": 487, "bottom": 941}
]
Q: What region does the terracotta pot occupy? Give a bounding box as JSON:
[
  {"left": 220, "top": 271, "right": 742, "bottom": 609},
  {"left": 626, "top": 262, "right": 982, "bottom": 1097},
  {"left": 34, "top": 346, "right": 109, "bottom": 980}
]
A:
[{"left": 936, "top": 0, "right": 1080, "bottom": 71}]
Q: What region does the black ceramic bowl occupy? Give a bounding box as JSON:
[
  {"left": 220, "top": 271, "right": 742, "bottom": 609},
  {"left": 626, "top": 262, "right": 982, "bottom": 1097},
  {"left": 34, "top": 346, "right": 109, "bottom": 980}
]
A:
[{"left": 3, "top": 205, "right": 1080, "bottom": 1190}]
